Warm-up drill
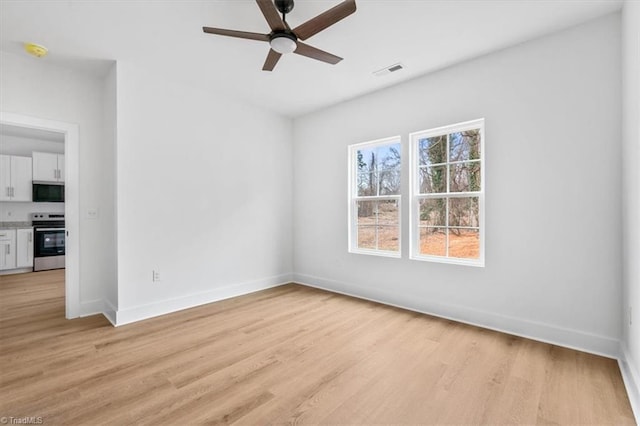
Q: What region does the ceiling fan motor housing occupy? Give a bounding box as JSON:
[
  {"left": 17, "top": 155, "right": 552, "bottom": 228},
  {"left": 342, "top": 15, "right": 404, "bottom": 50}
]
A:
[{"left": 275, "top": 0, "right": 294, "bottom": 14}]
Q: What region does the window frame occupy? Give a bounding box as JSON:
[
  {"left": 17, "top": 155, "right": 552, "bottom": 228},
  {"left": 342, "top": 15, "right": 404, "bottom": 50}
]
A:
[
  {"left": 409, "top": 119, "right": 485, "bottom": 267},
  {"left": 348, "top": 136, "right": 402, "bottom": 258}
]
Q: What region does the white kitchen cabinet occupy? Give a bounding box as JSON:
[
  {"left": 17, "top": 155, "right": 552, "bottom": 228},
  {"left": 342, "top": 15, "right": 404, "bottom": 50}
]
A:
[
  {"left": 0, "top": 156, "right": 8, "bottom": 200},
  {"left": 0, "top": 229, "right": 17, "bottom": 271},
  {"left": 16, "top": 228, "right": 34, "bottom": 268},
  {"left": 57, "top": 155, "right": 65, "bottom": 182},
  {"left": 33, "top": 152, "right": 64, "bottom": 183},
  {"left": 0, "top": 155, "right": 32, "bottom": 202}
]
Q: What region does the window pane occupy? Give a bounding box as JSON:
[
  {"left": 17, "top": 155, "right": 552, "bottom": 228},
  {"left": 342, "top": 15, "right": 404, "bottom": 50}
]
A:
[
  {"left": 357, "top": 171, "right": 378, "bottom": 196},
  {"left": 378, "top": 226, "right": 399, "bottom": 251},
  {"left": 357, "top": 226, "right": 376, "bottom": 249},
  {"left": 448, "top": 197, "right": 479, "bottom": 227},
  {"left": 449, "top": 162, "right": 481, "bottom": 193},
  {"left": 377, "top": 143, "right": 401, "bottom": 171},
  {"left": 379, "top": 170, "right": 401, "bottom": 195},
  {"left": 418, "top": 165, "right": 446, "bottom": 193},
  {"left": 419, "top": 198, "right": 446, "bottom": 227},
  {"left": 420, "top": 227, "right": 446, "bottom": 256},
  {"left": 418, "top": 135, "right": 447, "bottom": 166},
  {"left": 448, "top": 228, "right": 480, "bottom": 259},
  {"left": 377, "top": 199, "right": 399, "bottom": 225},
  {"left": 357, "top": 200, "right": 377, "bottom": 224},
  {"left": 449, "top": 130, "right": 481, "bottom": 162},
  {"left": 357, "top": 147, "right": 377, "bottom": 172},
  {"left": 351, "top": 138, "right": 403, "bottom": 256}
]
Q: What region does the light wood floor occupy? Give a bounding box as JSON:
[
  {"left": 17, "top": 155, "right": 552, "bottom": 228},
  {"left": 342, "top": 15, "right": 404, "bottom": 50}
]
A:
[{"left": 0, "top": 270, "right": 635, "bottom": 425}]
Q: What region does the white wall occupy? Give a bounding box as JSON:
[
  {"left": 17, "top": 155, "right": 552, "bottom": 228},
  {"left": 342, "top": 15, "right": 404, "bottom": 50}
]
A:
[
  {"left": 622, "top": 0, "right": 640, "bottom": 415},
  {"left": 0, "top": 51, "right": 117, "bottom": 313},
  {"left": 0, "top": 202, "right": 65, "bottom": 222},
  {"left": 101, "top": 64, "right": 118, "bottom": 314},
  {"left": 113, "top": 61, "right": 293, "bottom": 324},
  {"left": 293, "top": 15, "right": 622, "bottom": 356},
  {"left": 0, "top": 134, "right": 64, "bottom": 156}
]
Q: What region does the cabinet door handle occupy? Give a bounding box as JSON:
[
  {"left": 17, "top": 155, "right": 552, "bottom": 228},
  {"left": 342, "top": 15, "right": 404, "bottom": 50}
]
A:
[{"left": 11, "top": 187, "right": 14, "bottom": 197}]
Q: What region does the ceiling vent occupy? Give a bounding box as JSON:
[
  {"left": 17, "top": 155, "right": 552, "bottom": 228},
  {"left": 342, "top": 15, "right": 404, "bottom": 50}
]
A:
[{"left": 373, "top": 63, "right": 405, "bottom": 77}]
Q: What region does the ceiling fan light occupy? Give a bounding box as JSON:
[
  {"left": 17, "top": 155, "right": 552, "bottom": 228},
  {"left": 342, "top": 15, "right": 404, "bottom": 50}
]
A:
[{"left": 270, "top": 34, "right": 297, "bottom": 54}]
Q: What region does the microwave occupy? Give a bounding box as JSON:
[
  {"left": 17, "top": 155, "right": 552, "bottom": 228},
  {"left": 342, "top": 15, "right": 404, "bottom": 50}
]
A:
[{"left": 32, "top": 182, "right": 65, "bottom": 203}]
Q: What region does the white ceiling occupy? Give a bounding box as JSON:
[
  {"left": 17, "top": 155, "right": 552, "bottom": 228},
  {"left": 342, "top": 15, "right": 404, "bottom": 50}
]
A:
[
  {"left": 0, "top": 123, "right": 64, "bottom": 143},
  {"left": 0, "top": 0, "right": 623, "bottom": 117}
]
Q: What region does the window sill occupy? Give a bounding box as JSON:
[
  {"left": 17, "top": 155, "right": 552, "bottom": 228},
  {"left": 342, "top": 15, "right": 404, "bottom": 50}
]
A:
[
  {"left": 349, "top": 248, "right": 401, "bottom": 259},
  {"left": 410, "top": 254, "right": 485, "bottom": 267}
]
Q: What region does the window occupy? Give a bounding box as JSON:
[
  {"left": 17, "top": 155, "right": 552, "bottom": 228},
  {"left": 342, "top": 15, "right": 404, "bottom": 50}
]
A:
[
  {"left": 348, "top": 137, "right": 401, "bottom": 257},
  {"left": 410, "top": 119, "right": 484, "bottom": 266}
]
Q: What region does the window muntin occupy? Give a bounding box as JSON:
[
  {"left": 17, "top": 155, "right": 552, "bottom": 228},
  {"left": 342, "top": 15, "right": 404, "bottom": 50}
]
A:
[
  {"left": 349, "top": 137, "right": 401, "bottom": 257},
  {"left": 411, "top": 120, "right": 484, "bottom": 266}
]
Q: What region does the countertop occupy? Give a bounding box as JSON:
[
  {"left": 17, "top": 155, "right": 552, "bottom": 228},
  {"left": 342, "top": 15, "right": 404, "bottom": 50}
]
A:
[{"left": 0, "top": 222, "right": 33, "bottom": 230}]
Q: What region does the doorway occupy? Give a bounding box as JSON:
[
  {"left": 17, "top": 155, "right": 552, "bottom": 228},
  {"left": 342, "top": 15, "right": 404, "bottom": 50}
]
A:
[{"left": 0, "top": 111, "right": 80, "bottom": 318}]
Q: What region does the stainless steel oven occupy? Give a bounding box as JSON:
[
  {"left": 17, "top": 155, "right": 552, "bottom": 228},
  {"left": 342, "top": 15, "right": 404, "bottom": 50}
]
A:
[{"left": 31, "top": 213, "right": 65, "bottom": 271}]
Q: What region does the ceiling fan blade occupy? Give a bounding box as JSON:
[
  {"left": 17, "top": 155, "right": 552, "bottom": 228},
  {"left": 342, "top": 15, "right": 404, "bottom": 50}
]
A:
[
  {"left": 294, "top": 42, "right": 342, "bottom": 65},
  {"left": 263, "top": 49, "right": 282, "bottom": 71},
  {"left": 256, "top": 0, "right": 286, "bottom": 31},
  {"left": 203, "top": 27, "right": 270, "bottom": 42},
  {"left": 293, "top": 0, "right": 356, "bottom": 41}
]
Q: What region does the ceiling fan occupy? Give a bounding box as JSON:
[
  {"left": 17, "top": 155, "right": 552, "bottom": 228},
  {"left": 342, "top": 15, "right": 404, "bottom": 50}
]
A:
[{"left": 203, "top": 0, "right": 356, "bottom": 71}]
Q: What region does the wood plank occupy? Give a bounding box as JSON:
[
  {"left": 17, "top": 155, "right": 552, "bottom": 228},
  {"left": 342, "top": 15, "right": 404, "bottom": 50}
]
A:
[{"left": 0, "top": 270, "right": 635, "bottom": 425}]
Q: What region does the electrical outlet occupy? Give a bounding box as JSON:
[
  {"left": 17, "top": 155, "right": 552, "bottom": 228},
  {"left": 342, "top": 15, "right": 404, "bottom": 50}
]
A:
[{"left": 152, "top": 270, "right": 161, "bottom": 282}]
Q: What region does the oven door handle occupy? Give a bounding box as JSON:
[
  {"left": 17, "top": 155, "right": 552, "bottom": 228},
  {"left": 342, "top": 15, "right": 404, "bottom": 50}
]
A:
[{"left": 35, "top": 228, "right": 66, "bottom": 232}]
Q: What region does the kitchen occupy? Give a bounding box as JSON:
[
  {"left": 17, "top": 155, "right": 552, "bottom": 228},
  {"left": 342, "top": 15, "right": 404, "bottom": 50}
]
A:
[{"left": 0, "top": 124, "right": 65, "bottom": 275}]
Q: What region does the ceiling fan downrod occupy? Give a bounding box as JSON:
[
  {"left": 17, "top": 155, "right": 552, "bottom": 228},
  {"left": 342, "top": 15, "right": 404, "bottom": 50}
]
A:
[{"left": 275, "top": 0, "right": 294, "bottom": 22}]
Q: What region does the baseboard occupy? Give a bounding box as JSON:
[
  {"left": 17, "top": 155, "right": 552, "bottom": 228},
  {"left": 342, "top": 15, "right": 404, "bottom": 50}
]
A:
[
  {"left": 619, "top": 343, "right": 640, "bottom": 422},
  {"left": 293, "top": 273, "right": 620, "bottom": 359},
  {"left": 79, "top": 299, "right": 104, "bottom": 317},
  {"left": 113, "top": 273, "right": 292, "bottom": 326},
  {"left": 102, "top": 299, "right": 117, "bottom": 326},
  {"left": 0, "top": 267, "right": 34, "bottom": 276}
]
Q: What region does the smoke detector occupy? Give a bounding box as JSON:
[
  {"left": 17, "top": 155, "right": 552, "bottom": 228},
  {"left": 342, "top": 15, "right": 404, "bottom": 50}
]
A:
[{"left": 24, "top": 43, "right": 48, "bottom": 58}]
